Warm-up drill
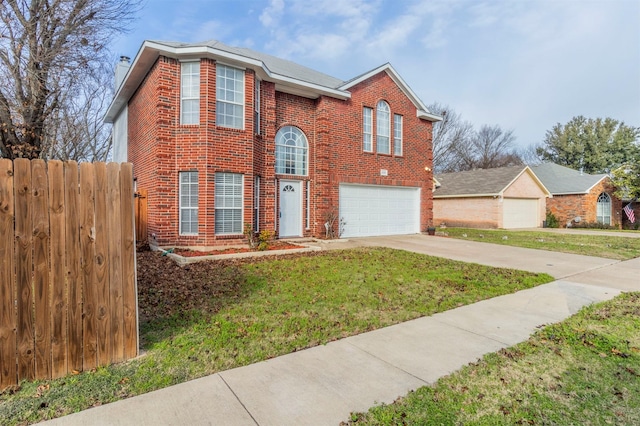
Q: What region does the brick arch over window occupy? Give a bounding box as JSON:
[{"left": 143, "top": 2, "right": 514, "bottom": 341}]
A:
[
  {"left": 275, "top": 126, "right": 308, "bottom": 175},
  {"left": 596, "top": 192, "right": 611, "bottom": 225}
]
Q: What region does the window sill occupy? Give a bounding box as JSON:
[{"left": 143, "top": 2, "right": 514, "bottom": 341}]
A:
[
  {"left": 216, "top": 126, "right": 246, "bottom": 133},
  {"left": 215, "top": 233, "right": 244, "bottom": 239}
]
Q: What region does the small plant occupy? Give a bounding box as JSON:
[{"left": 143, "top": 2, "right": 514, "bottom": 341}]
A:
[
  {"left": 571, "top": 221, "right": 616, "bottom": 230},
  {"left": 545, "top": 211, "right": 559, "bottom": 228},
  {"left": 324, "top": 207, "right": 346, "bottom": 239},
  {"left": 244, "top": 223, "right": 258, "bottom": 249},
  {"left": 257, "top": 229, "right": 274, "bottom": 251}
]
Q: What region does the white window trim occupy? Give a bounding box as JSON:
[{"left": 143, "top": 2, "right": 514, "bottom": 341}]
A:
[
  {"left": 305, "top": 180, "right": 310, "bottom": 230},
  {"left": 255, "top": 76, "right": 261, "bottom": 135},
  {"left": 215, "top": 173, "right": 244, "bottom": 235},
  {"left": 363, "top": 107, "right": 373, "bottom": 152},
  {"left": 596, "top": 192, "right": 612, "bottom": 225},
  {"left": 376, "top": 101, "right": 390, "bottom": 154},
  {"left": 275, "top": 126, "right": 309, "bottom": 176},
  {"left": 216, "top": 64, "right": 245, "bottom": 130},
  {"left": 179, "top": 171, "right": 198, "bottom": 236},
  {"left": 254, "top": 176, "right": 260, "bottom": 233},
  {"left": 394, "top": 114, "right": 403, "bottom": 156},
  {"left": 180, "top": 61, "right": 200, "bottom": 125}
]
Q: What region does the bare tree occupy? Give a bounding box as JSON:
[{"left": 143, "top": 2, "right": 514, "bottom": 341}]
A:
[
  {"left": 467, "top": 125, "right": 521, "bottom": 169},
  {"left": 518, "top": 143, "right": 543, "bottom": 166},
  {"left": 47, "top": 63, "right": 114, "bottom": 161},
  {"left": 0, "top": 0, "right": 139, "bottom": 159},
  {"left": 428, "top": 102, "right": 473, "bottom": 173}
]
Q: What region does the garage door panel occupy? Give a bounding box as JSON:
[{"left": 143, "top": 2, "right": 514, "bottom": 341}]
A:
[
  {"left": 503, "top": 198, "right": 539, "bottom": 229},
  {"left": 339, "top": 184, "right": 420, "bottom": 238}
]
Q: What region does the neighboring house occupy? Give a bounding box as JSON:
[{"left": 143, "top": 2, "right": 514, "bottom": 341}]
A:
[
  {"left": 530, "top": 163, "right": 622, "bottom": 228},
  {"left": 105, "top": 40, "right": 442, "bottom": 246},
  {"left": 433, "top": 166, "right": 551, "bottom": 229}
]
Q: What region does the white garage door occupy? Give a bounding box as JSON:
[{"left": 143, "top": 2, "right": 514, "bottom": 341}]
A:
[
  {"left": 339, "top": 184, "right": 420, "bottom": 238},
  {"left": 503, "top": 198, "right": 539, "bottom": 228}
]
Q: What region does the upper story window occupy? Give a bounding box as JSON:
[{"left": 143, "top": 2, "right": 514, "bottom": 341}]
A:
[
  {"left": 216, "top": 64, "right": 244, "bottom": 129},
  {"left": 596, "top": 192, "right": 611, "bottom": 225},
  {"left": 180, "top": 61, "right": 200, "bottom": 125},
  {"left": 275, "top": 126, "right": 308, "bottom": 175},
  {"left": 394, "top": 114, "right": 403, "bottom": 156},
  {"left": 254, "top": 76, "right": 261, "bottom": 135},
  {"left": 363, "top": 107, "right": 373, "bottom": 152},
  {"left": 376, "top": 101, "right": 390, "bottom": 154}
]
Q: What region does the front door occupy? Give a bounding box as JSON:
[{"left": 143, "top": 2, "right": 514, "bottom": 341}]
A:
[{"left": 279, "top": 180, "right": 302, "bottom": 237}]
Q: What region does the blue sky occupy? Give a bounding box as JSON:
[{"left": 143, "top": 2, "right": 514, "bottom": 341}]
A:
[{"left": 113, "top": 0, "right": 640, "bottom": 149}]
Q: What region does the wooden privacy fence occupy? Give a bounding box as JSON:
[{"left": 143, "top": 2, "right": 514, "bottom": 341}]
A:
[
  {"left": 135, "top": 188, "right": 148, "bottom": 243},
  {"left": 0, "top": 159, "right": 138, "bottom": 391}
]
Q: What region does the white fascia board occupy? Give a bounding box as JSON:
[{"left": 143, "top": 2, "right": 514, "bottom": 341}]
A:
[
  {"left": 552, "top": 191, "right": 590, "bottom": 196},
  {"left": 105, "top": 41, "right": 350, "bottom": 122},
  {"left": 418, "top": 110, "right": 443, "bottom": 122},
  {"left": 584, "top": 175, "right": 609, "bottom": 194},
  {"left": 341, "top": 63, "right": 443, "bottom": 122},
  {"left": 434, "top": 193, "right": 499, "bottom": 199}
]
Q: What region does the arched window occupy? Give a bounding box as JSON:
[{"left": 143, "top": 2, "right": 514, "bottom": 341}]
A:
[
  {"left": 596, "top": 192, "right": 611, "bottom": 225},
  {"left": 275, "top": 126, "right": 308, "bottom": 175},
  {"left": 376, "top": 101, "right": 390, "bottom": 154}
]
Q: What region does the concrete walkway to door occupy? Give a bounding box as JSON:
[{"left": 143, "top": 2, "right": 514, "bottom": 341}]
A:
[{"left": 43, "top": 234, "right": 639, "bottom": 426}]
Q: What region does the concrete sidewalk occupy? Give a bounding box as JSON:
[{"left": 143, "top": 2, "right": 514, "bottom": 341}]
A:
[{"left": 43, "top": 235, "right": 639, "bottom": 426}]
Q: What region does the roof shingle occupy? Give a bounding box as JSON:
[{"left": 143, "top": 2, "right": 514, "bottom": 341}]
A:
[{"left": 434, "top": 165, "right": 529, "bottom": 197}]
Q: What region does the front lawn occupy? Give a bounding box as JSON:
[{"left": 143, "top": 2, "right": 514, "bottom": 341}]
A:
[
  {"left": 348, "top": 292, "right": 640, "bottom": 425},
  {"left": 0, "top": 248, "right": 552, "bottom": 425},
  {"left": 442, "top": 228, "right": 640, "bottom": 260}
]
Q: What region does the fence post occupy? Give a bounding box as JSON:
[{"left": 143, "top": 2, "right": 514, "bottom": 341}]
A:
[{"left": 0, "top": 159, "right": 16, "bottom": 390}]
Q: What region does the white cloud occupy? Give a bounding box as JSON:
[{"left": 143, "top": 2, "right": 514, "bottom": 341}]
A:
[{"left": 260, "top": 0, "right": 285, "bottom": 28}]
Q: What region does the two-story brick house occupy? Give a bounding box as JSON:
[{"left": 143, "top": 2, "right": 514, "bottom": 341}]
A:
[{"left": 106, "top": 40, "right": 441, "bottom": 247}]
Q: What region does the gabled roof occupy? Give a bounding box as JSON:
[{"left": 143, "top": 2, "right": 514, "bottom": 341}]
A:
[
  {"left": 530, "top": 163, "right": 608, "bottom": 195},
  {"left": 340, "top": 63, "right": 441, "bottom": 122},
  {"left": 105, "top": 39, "right": 442, "bottom": 123},
  {"left": 434, "top": 165, "right": 550, "bottom": 198}
]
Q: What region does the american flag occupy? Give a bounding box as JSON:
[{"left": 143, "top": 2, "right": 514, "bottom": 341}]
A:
[{"left": 623, "top": 203, "right": 636, "bottom": 223}]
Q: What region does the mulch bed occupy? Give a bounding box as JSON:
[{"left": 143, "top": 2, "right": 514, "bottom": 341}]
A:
[{"left": 173, "top": 241, "right": 303, "bottom": 257}]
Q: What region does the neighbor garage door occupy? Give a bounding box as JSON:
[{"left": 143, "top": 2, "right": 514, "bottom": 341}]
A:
[
  {"left": 503, "top": 198, "right": 539, "bottom": 228},
  {"left": 339, "top": 184, "right": 420, "bottom": 238}
]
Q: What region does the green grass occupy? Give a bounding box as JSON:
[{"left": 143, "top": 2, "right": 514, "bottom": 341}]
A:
[
  {"left": 442, "top": 228, "right": 640, "bottom": 260},
  {"left": 0, "top": 248, "right": 552, "bottom": 425},
  {"left": 348, "top": 292, "right": 640, "bottom": 425}
]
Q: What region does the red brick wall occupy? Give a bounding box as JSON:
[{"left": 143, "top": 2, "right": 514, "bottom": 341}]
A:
[
  {"left": 319, "top": 72, "right": 434, "bottom": 234},
  {"left": 128, "top": 58, "right": 433, "bottom": 246},
  {"left": 546, "top": 178, "right": 622, "bottom": 228}
]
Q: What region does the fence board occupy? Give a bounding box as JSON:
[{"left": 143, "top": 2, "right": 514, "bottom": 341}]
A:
[
  {"left": 14, "top": 158, "right": 35, "bottom": 381},
  {"left": 1, "top": 160, "right": 138, "bottom": 390},
  {"left": 135, "top": 189, "right": 148, "bottom": 243},
  {"left": 80, "top": 163, "right": 97, "bottom": 370},
  {"left": 93, "top": 163, "right": 110, "bottom": 366},
  {"left": 107, "top": 163, "right": 124, "bottom": 363},
  {"left": 120, "top": 163, "right": 138, "bottom": 359},
  {"left": 48, "top": 160, "right": 67, "bottom": 379},
  {"left": 32, "top": 160, "right": 52, "bottom": 379},
  {"left": 65, "top": 161, "right": 82, "bottom": 372},
  {"left": 0, "top": 159, "right": 16, "bottom": 389}
]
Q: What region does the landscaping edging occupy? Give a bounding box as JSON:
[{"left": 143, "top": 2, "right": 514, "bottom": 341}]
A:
[{"left": 155, "top": 245, "right": 322, "bottom": 266}]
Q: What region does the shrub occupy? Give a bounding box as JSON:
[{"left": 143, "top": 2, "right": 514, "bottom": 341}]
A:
[
  {"left": 545, "top": 211, "right": 560, "bottom": 228},
  {"left": 257, "top": 229, "right": 274, "bottom": 251}
]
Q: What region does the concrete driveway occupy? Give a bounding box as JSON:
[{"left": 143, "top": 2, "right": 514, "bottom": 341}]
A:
[{"left": 313, "top": 233, "right": 618, "bottom": 279}]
